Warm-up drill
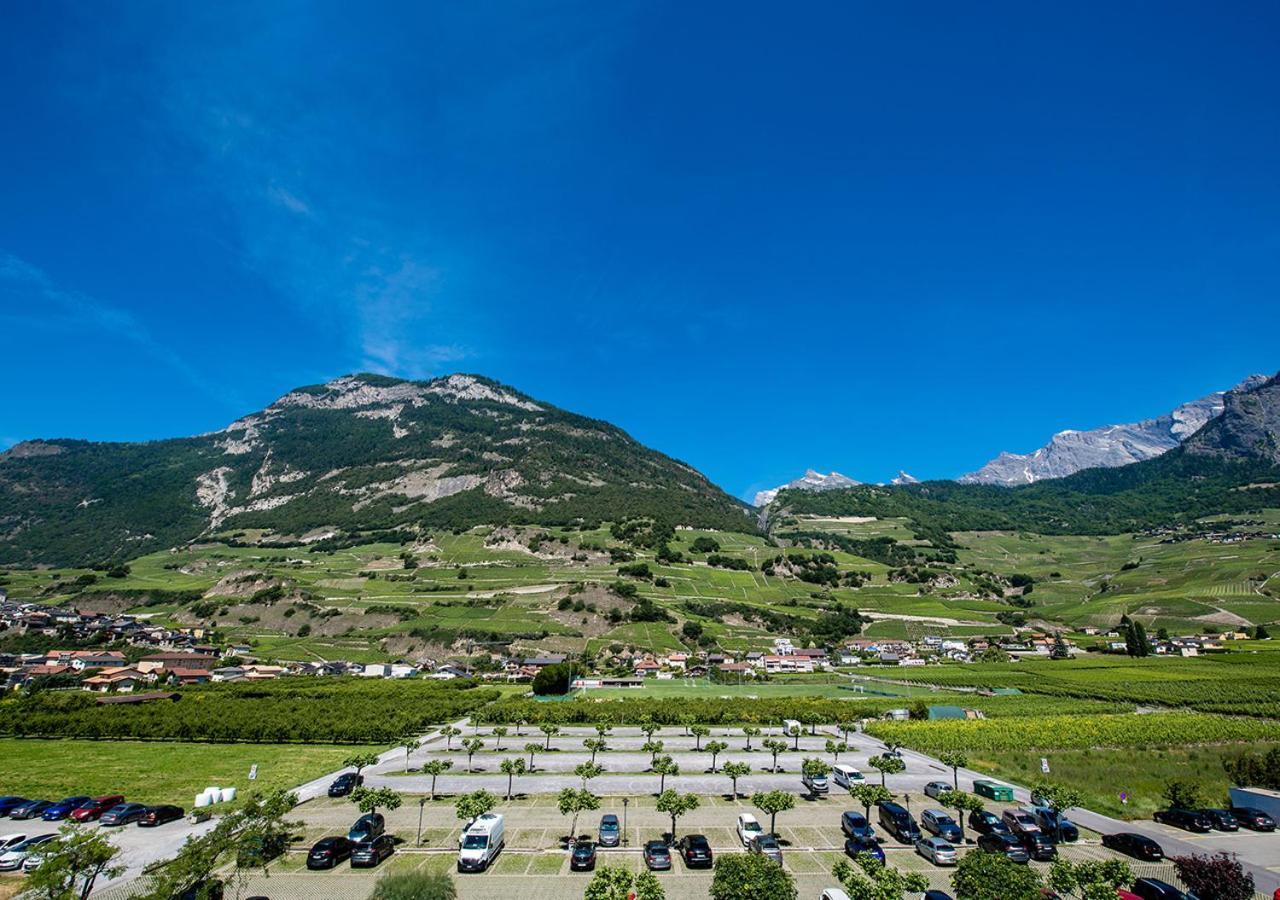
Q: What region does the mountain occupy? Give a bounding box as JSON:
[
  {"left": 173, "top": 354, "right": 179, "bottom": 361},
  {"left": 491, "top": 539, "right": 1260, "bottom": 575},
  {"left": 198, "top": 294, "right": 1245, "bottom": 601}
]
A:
[
  {"left": 1185, "top": 373, "right": 1280, "bottom": 465},
  {"left": 890, "top": 471, "right": 919, "bottom": 486},
  {"left": 752, "top": 470, "right": 859, "bottom": 507},
  {"left": 959, "top": 374, "right": 1270, "bottom": 486},
  {"left": 0, "top": 373, "right": 751, "bottom": 566}
]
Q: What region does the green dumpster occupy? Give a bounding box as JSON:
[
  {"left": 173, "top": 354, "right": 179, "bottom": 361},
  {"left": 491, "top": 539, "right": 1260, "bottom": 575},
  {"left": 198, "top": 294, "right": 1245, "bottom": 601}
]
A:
[{"left": 974, "top": 780, "right": 1014, "bottom": 801}]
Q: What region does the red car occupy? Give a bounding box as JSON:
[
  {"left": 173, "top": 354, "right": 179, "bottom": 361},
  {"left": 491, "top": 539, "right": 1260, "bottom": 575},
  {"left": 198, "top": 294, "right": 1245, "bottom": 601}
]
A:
[{"left": 70, "top": 795, "right": 124, "bottom": 823}]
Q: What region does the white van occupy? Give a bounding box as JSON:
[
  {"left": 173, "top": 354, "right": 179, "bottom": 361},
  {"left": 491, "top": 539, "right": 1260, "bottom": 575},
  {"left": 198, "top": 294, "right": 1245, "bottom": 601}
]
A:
[
  {"left": 457, "top": 813, "right": 505, "bottom": 872},
  {"left": 832, "top": 764, "right": 865, "bottom": 789},
  {"left": 782, "top": 719, "right": 802, "bottom": 737}
]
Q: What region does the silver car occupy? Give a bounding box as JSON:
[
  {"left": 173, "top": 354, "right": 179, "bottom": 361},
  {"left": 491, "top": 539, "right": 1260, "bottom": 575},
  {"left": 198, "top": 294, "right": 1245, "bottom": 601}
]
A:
[
  {"left": 750, "top": 834, "right": 784, "bottom": 865},
  {"left": 0, "top": 834, "right": 56, "bottom": 871},
  {"left": 915, "top": 836, "right": 957, "bottom": 866},
  {"left": 923, "top": 780, "right": 951, "bottom": 800}
]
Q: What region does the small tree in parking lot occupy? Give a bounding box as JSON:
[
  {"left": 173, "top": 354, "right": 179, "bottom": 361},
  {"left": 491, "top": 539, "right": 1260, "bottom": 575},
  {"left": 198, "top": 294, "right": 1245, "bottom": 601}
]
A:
[
  {"left": 539, "top": 723, "right": 560, "bottom": 749},
  {"left": 742, "top": 725, "right": 761, "bottom": 751},
  {"left": 454, "top": 790, "right": 498, "bottom": 831},
  {"left": 352, "top": 787, "right": 403, "bottom": 817},
  {"left": 343, "top": 751, "right": 381, "bottom": 777},
  {"left": 499, "top": 757, "right": 527, "bottom": 801},
  {"left": 751, "top": 790, "right": 796, "bottom": 836},
  {"left": 23, "top": 825, "right": 123, "bottom": 900},
  {"left": 440, "top": 725, "right": 462, "bottom": 751},
  {"left": 584, "top": 736, "right": 608, "bottom": 764},
  {"left": 722, "top": 761, "right": 751, "bottom": 799},
  {"left": 691, "top": 724, "right": 711, "bottom": 750},
  {"left": 585, "top": 866, "right": 666, "bottom": 900},
  {"left": 557, "top": 787, "right": 600, "bottom": 845},
  {"left": 656, "top": 790, "right": 700, "bottom": 842},
  {"left": 525, "top": 742, "right": 542, "bottom": 770},
  {"left": 491, "top": 726, "right": 508, "bottom": 750},
  {"left": 421, "top": 759, "right": 453, "bottom": 800},
  {"left": 833, "top": 854, "right": 927, "bottom": 900},
  {"left": 1031, "top": 781, "right": 1083, "bottom": 844},
  {"left": 705, "top": 739, "right": 728, "bottom": 772},
  {"left": 952, "top": 849, "right": 1043, "bottom": 900},
  {"left": 643, "top": 739, "right": 665, "bottom": 767},
  {"left": 937, "top": 789, "right": 984, "bottom": 843},
  {"left": 370, "top": 870, "right": 458, "bottom": 900},
  {"left": 711, "top": 853, "right": 797, "bottom": 900},
  {"left": 825, "top": 739, "right": 848, "bottom": 764},
  {"left": 868, "top": 754, "right": 904, "bottom": 788},
  {"left": 462, "top": 737, "right": 484, "bottom": 772},
  {"left": 400, "top": 737, "right": 421, "bottom": 772},
  {"left": 763, "top": 737, "right": 788, "bottom": 773},
  {"left": 849, "top": 784, "right": 892, "bottom": 820},
  {"left": 1048, "top": 859, "right": 1134, "bottom": 900},
  {"left": 575, "top": 761, "right": 605, "bottom": 788},
  {"left": 1171, "top": 852, "right": 1255, "bottom": 900},
  {"left": 938, "top": 750, "right": 968, "bottom": 790},
  {"left": 652, "top": 755, "right": 679, "bottom": 793}
]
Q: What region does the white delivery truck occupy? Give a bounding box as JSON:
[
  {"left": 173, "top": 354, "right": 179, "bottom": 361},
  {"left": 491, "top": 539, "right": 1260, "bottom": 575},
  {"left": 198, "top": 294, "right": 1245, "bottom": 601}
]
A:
[{"left": 457, "top": 813, "right": 505, "bottom": 872}]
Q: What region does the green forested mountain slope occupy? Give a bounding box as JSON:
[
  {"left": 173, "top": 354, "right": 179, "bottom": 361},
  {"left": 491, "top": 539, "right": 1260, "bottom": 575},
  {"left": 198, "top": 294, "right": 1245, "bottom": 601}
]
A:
[{"left": 0, "top": 374, "right": 751, "bottom": 565}]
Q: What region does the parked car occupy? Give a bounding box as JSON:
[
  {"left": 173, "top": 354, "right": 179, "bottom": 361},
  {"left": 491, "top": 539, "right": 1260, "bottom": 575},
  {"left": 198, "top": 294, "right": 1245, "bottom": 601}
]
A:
[
  {"left": 1017, "top": 831, "right": 1057, "bottom": 862},
  {"left": 1131, "top": 878, "right": 1198, "bottom": 900},
  {"left": 598, "top": 814, "right": 620, "bottom": 847},
  {"left": 351, "top": 834, "right": 396, "bottom": 868},
  {"left": 915, "top": 836, "right": 957, "bottom": 866},
  {"left": 749, "top": 834, "right": 784, "bottom": 865},
  {"left": 175, "top": 880, "right": 224, "bottom": 900},
  {"left": 923, "top": 893, "right": 954, "bottom": 900},
  {"left": 821, "top": 890, "right": 852, "bottom": 900},
  {"left": 100, "top": 803, "right": 149, "bottom": 827},
  {"left": 1002, "top": 808, "right": 1040, "bottom": 835},
  {"left": 924, "top": 781, "right": 951, "bottom": 800},
  {"left": 1152, "top": 808, "right": 1212, "bottom": 833},
  {"left": 968, "top": 809, "right": 1010, "bottom": 835},
  {"left": 328, "top": 772, "right": 363, "bottom": 798},
  {"left": 42, "top": 797, "right": 91, "bottom": 821},
  {"left": 139, "top": 805, "right": 185, "bottom": 827},
  {"left": 677, "top": 833, "right": 713, "bottom": 868},
  {"left": 978, "top": 831, "right": 1030, "bottom": 863},
  {"left": 237, "top": 833, "right": 287, "bottom": 867},
  {"left": 832, "top": 765, "right": 865, "bottom": 789},
  {"left": 9, "top": 801, "right": 53, "bottom": 821},
  {"left": 1031, "top": 807, "right": 1079, "bottom": 841},
  {"left": 643, "top": 840, "right": 672, "bottom": 871},
  {"left": 844, "top": 836, "right": 885, "bottom": 863},
  {"left": 841, "top": 811, "right": 874, "bottom": 841},
  {"left": 1229, "top": 806, "right": 1276, "bottom": 831},
  {"left": 802, "top": 770, "right": 830, "bottom": 795},
  {"left": 736, "top": 813, "right": 763, "bottom": 847},
  {"left": 71, "top": 796, "right": 124, "bottom": 823},
  {"left": 306, "top": 837, "right": 353, "bottom": 870},
  {"left": 347, "top": 812, "right": 385, "bottom": 843},
  {"left": 877, "top": 801, "right": 921, "bottom": 843},
  {"left": 0, "top": 834, "right": 27, "bottom": 853},
  {"left": 1201, "top": 809, "right": 1238, "bottom": 831},
  {"left": 921, "top": 809, "right": 963, "bottom": 843},
  {"left": 0, "top": 797, "right": 30, "bottom": 817},
  {"left": 569, "top": 840, "right": 597, "bottom": 872},
  {"left": 0, "top": 834, "right": 56, "bottom": 871},
  {"left": 1101, "top": 832, "right": 1164, "bottom": 861}
]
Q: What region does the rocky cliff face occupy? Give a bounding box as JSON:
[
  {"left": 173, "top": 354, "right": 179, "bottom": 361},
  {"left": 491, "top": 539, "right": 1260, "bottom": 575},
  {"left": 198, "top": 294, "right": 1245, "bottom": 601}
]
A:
[
  {"left": 0, "top": 373, "right": 750, "bottom": 565},
  {"left": 753, "top": 470, "right": 860, "bottom": 507},
  {"left": 959, "top": 374, "right": 1269, "bottom": 486},
  {"left": 1184, "top": 374, "right": 1280, "bottom": 465}
]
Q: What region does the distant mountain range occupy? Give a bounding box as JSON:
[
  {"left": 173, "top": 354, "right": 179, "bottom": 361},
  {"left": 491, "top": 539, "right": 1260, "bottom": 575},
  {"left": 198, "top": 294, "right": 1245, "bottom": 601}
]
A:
[
  {"left": 752, "top": 470, "right": 859, "bottom": 507},
  {"left": 0, "top": 374, "right": 750, "bottom": 566},
  {"left": 958, "top": 374, "right": 1270, "bottom": 486}
]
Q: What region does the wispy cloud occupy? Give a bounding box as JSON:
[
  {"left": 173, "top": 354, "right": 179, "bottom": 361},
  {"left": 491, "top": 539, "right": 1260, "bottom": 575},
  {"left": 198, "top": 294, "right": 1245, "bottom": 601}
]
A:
[{"left": 0, "top": 253, "right": 244, "bottom": 410}]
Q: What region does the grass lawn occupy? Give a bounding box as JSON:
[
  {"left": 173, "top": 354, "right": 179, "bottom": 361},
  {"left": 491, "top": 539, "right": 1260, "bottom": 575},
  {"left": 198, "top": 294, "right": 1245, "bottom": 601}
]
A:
[
  {"left": 971, "top": 742, "right": 1280, "bottom": 820},
  {"left": 0, "top": 739, "right": 381, "bottom": 808}
]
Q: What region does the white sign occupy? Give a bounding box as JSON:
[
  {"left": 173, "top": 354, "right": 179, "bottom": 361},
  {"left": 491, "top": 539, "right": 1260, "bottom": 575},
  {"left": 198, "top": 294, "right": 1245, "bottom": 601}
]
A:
[
  {"left": 1040, "top": 757, "right": 1050, "bottom": 774},
  {"left": 249, "top": 764, "right": 258, "bottom": 781}
]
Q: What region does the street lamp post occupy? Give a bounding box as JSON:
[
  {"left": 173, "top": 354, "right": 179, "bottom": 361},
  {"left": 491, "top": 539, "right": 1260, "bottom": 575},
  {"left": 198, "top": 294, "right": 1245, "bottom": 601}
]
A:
[
  {"left": 622, "top": 797, "right": 629, "bottom": 847},
  {"left": 417, "top": 797, "right": 426, "bottom": 845}
]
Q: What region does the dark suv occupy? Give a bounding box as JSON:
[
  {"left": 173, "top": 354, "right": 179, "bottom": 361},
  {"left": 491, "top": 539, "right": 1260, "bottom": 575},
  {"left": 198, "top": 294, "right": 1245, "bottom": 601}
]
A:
[
  {"left": 1230, "top": 806, "right": 1276, "bottom": 831},
  {"left": 1132, "top": 878, "right": 1198, "bottom": 900},
  {"left": 1101, "top": 832, "right": 1163, "bottom": 861},
  {"left": 307, "top": 837, "right": 353, "bottom": 870},
  {"left": 1153, "top": 808, "right": 1212, "bottom": 833},
  {"left": 978, "top": 831, "right": 1029, "bottom": 863},
  {"left": 1017, "top": 831, "right": 1057, "bottom": 861},
  {"left": 968, "top": 809, "right": 1009, "bottom": 835},
  {"left": 677, "top": 834, "right": 713, "bottom": 868},
  {"left": 1201, "top": 809, "right": 1237, "bottom": 831}
]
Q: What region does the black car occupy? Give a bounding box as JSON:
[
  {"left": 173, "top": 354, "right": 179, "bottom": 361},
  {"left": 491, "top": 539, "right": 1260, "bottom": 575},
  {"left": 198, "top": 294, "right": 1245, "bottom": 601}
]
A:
[
  {"left": 1032, "top": 808, "right": 1079, "bottom": 842},
  {"left": 307, "top": 837, "right": 353, "bottom": 870},
  {"left": 1153, "top": 808, "right": 1212, "bottom": 833},
  {"left": 1230, "top": 806, "right": 1276, "bottom": 831},
  {"left": 643, "top": 840, "right": 671, "bottom": 871},
  {"left": 844, "top": 836, "right": 885, "bottom": 863},
  {"left": 9, "top": 801, "right": 53, "bottom": 821},
  {"left": 1201, "top": 808, "right": 1238, "bottom": 831},
  {"left": 1132, "top": 878, "right": 1198, "bottom": 900},
  {"left": 139, "top": 805, "right": 185, "bottom": 827},
  {"left": 327, "top": 772, "right": 363, "bottom": 798},
  {"left": 176, "top": 880, "right": 224, "bottom": 900},
  {"left": 570, "top": 841, "right": 597, "bottom": 871},
  {"left": 351, "top": 835, "right": 395, "bottom": 868},
  {"left": 1017, "top": 830, "right": 1057, "bottom": 862},
  {"left": 0, "top": 797, "right": 30, "bottom": 817},
  {"left": 978, "top": 831, "right": 1029, "bottom": 863},
  {"left": 677, "top": 834, "right": 713, "bottom": 868},
  {"left": 968, "top": 809, "right": 1010, "bottom": 835},
  {"left": 841, "top": 811, "right": 875, "bottom": 840},
  {"left": 1101, "top": 832, "right": 1163, "bottom": 861},
  {"left": 924, "top": 892, "right": 955, "bottom": 900}
]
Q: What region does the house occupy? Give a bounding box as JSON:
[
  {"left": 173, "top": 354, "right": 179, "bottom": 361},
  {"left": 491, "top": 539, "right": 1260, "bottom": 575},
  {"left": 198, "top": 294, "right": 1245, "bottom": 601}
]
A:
[
  {"left": 685, "top": 664, "right": 709, "bottom": 678},
  {"left": 166, "top": 667, "right": 211, "bottom": 685},
  {"left": 662, "top": 652, "right": 689, "bottom": 670},
  {"left": 431, "top": 664, "right": 472, "bottom": 680},
  {"left": 242, "top": 664, "right": 286, "bottom": 680},
  {"left": 137, "top": 652, "right": 216, "bottom": 674},
  {"left": 522, "top": 655, "right": 566, "bottom": 669},
  {"left": 47, "top": 650, "right": 128, "bottom": 671},
  {"left": 81, "top": 667, "right": 147, "bottom": 693},
  {"left": 633, "top": 660, "right": 661, "bottom": 678},
  {"left": 763, "top": 654, "right": 813, "bottom": 674},
  {"left": 211, "top": 666, "right": 247, "bottom": 682}
]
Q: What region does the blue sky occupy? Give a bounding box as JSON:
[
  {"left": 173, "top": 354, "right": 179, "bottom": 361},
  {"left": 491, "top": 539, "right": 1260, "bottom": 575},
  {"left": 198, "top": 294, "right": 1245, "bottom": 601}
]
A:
[{"left": 2, "top": 2, "right": 1277, "bottom": 500}]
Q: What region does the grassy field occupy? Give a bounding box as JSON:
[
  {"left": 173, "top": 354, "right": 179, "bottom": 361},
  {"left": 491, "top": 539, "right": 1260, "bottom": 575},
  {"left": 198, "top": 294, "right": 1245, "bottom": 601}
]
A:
[{"left": 0, "top": 739, "right": 380, "bottom": 808}]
